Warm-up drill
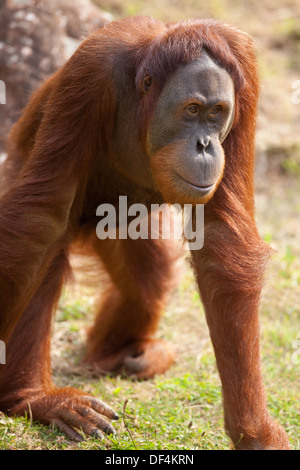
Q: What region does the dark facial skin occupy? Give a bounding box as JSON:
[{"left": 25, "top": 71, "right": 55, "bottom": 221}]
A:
[{"left": 147, "top": 51, "right": 235, "bottom": 201}]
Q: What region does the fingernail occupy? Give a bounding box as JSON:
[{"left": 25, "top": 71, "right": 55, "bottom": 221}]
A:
[{"left": 105, "top": 424, "right": 116, "bottom": 435}]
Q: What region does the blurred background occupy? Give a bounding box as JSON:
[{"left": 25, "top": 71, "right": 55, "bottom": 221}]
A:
[{"left": 0, "top": 0, "right": 299, "bottom": 450}]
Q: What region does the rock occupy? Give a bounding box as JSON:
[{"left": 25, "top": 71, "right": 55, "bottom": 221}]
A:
[{"left": 0, "top": 0, "right": 112, "bottom": 152}]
